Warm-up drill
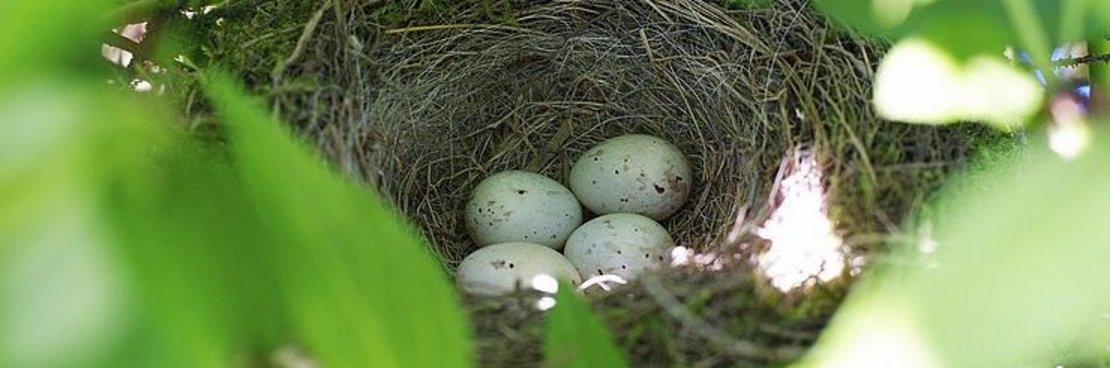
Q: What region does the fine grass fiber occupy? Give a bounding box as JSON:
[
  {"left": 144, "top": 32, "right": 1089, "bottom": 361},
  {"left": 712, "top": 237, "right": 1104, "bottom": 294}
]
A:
[{"left": 197, "top": 0, "right": 1007, "bottom": 365}]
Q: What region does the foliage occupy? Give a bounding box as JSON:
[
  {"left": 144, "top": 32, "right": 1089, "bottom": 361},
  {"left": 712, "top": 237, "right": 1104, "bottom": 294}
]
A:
[
  {"left": 801, "top": 131, "right": 1110, "bottom": 367},
  {"left": 817, "top": 0, "right": 1108, "bottom": 128},
  {"left": 804, "top": 1, "right": 1110, "bottom": 366},
  {"left": 2, "top": 1, "right": 473, "bottom": 367},
  {"left": 816, "top": 0, "right": 1108, "bottom": 56},
  {"left": 545, "top": 284, "right": 629, "bottom": 368},
  {"left": 202, "top": 72, "right": 472, "bottom": 367}
]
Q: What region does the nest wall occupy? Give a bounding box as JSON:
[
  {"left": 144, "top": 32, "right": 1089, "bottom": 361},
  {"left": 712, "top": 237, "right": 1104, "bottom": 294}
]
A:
[
  {"left": 201, "top": 0, "right": 993, "bottom": 265},
  {"left": 197, "top": 0, "right": 1002, "bottom": 365},
  {"left": 361, "top": 0, "right": 987, "bottom": 266}
]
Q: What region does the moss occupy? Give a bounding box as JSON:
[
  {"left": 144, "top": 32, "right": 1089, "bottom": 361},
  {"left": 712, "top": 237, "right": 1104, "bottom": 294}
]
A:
[
  {"left": 722, "top": 0, "right": 773, "bottom": 9},
  {"left": 479, "top": 0, "right": 517, "bottom": 26},
  {"left": 195, "top": 0, "right": 320, "bottom": 88},
  {"left": 373, "top": 2, "right": 407, "bottom": 26}
]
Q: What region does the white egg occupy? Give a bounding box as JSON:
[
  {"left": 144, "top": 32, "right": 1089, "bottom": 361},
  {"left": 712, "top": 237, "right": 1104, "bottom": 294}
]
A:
[
  {"left": 456, "top": 242, "right": 583, "bottom": 296},
  {"left": 465, "top": 170, "right": 583, "bottom": 249},
  {"left": 569, "top": 134, "right": 692, "bottom": 221},
  {"left": 563, "top": 213, "right": 674, "bottom": 281}
]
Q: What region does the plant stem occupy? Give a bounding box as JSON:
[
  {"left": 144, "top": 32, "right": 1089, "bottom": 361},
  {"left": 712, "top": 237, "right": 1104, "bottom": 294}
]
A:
[
  {"left": 1088, "top": 36, "right": 1109, "bottom": 118},
  {"left": 1052, "top": 53, "right": 1110, "bottom": 67},
  {"left": 1000, "top": 0, "right": 1053, "bottom": 82},
  {"left": 103, "top": 32, "right": 150, "bottom": 61}
]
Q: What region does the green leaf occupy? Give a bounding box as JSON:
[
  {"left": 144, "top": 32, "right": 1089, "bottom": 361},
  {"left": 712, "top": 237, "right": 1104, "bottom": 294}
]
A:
[
  {"left": 815, "top": 0, "right": 926, "bottom": 35},
  {"left": 816, "top": 0, "right": 1107, "bottom": 58},
  {"left": 873, "top": 37, "right": 1043, "bottom": 129},
  {"left": 0, "top": 206, "right": 130, "bottom": 368},
  {"left": 201, "top": 72, "right": 472, "bottom": 368},
  {"left": 0, "top": 0, "right": 114, "bottom": 81},
  {"left": 0, "top": 81, "right": 237, "bottom": 368},
  {"left": 799, "top": 132, "right": 1110, "bottom": 367},
  {"left": 911, "top": 3, "right": 1014, "bottom": 60},
  {"left": 105, "top": 141, "right": 289, "bottom": 368},
  {"left": 545, "top": 284, "right": 629, "bottom": 368}
]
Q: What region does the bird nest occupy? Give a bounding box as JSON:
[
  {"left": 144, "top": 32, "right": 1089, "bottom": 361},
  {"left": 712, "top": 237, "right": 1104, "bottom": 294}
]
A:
[{"left": 199, "top": 0, "right": 1001, "bottom": 365}]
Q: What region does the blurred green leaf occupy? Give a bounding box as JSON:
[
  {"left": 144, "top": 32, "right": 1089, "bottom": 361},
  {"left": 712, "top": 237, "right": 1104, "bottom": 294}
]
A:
[
  {"left": 910, "top": 3, "right": 1014, "bottom": 60},
  {"left": 1058, "top": 0, "right": 1110, "bottom": 42},
  {"left": 104, "top": 141, "right": 289, "bottom": 368},
  {"left": 545, "top": 284, "right": 629, "bottom": 368},
  {"left": 799, "top": 131, "right": 1110, "bottom": 367},
  {"left": 0, "top": 0, "right": 252, "bottom": 363},
  {"left": 0, "top": 207, "right": 129, "bottom": 368},
  {"left": 0, "top": 80, "right": 228, "bottom": 368},
  {"left": 873, "top": 37, "right": 1043, "bottom": 129},
  {"left": 202, "top": 72, "right": 472, "bottom": 368},
  {"left": 814, "top": 0, "right": 924, "bottom": 36},
  {"left": 0, "top": 0, "right": 114, "bottom": 82},
  {"left": 816, "top": 0, "right": 1107, "bottom": 59}
]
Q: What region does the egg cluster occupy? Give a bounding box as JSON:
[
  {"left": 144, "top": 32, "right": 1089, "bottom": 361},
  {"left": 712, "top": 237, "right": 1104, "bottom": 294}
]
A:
[{"left": 456, "top": 134, "right": 692, "bottom": 296}]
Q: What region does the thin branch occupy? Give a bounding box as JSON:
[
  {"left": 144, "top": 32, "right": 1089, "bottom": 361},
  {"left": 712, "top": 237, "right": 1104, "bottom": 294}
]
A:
[
  {"left": 271, "top": 0, "right": 331, "bottom": 85},
  {"left": 270, "top": 0, "right": 332, "bottom": 119},
  {"left": 383, "top": 24, "right": 543, "bottom": 35},
  {"left": 1053, "top": 53, "right": 1110, "bottom": 67},
  {"left": 1088, "top": 37, "right": 1108, "bottom": 118},
  {"left": 103, "top": 0, "right": 186, "bottom": 67},
  {"left": 102, "top": 32, "right": 152, "bottom": 62}
]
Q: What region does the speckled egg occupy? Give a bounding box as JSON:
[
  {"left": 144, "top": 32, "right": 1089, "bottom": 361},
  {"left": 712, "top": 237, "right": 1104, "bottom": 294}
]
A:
[
  {"left": 456, "top": 242, "right": 583, "bottom": 296},
  {"left": 465, "top": 170, "right": 582, "bottom": 249},
  {"left": 569, "top": 134, "right": 692, "bottom": 221},
  {"left": 563, "top": 213, "right": 674, "bottom": 281}
]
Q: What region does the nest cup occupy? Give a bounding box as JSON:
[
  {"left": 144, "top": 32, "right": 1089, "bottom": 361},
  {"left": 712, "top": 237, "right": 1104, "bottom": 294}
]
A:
[
  {"left": 369, "top": 1, "right": 780, "bottom": 266},
  {"left": 207, "top": 0, "right": 997, "bottom": 365},
  {"left": 357, "top": 0, "right": 984, "bottom": 267}
]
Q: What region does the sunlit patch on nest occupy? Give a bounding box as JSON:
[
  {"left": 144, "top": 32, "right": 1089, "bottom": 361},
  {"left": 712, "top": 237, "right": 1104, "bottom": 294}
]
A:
[
  {"left": 753, "top": 146, "right": 846, "bottom": 292},
  {"left": 670, "top": 246, "right": 729, "bottom": 271}
]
